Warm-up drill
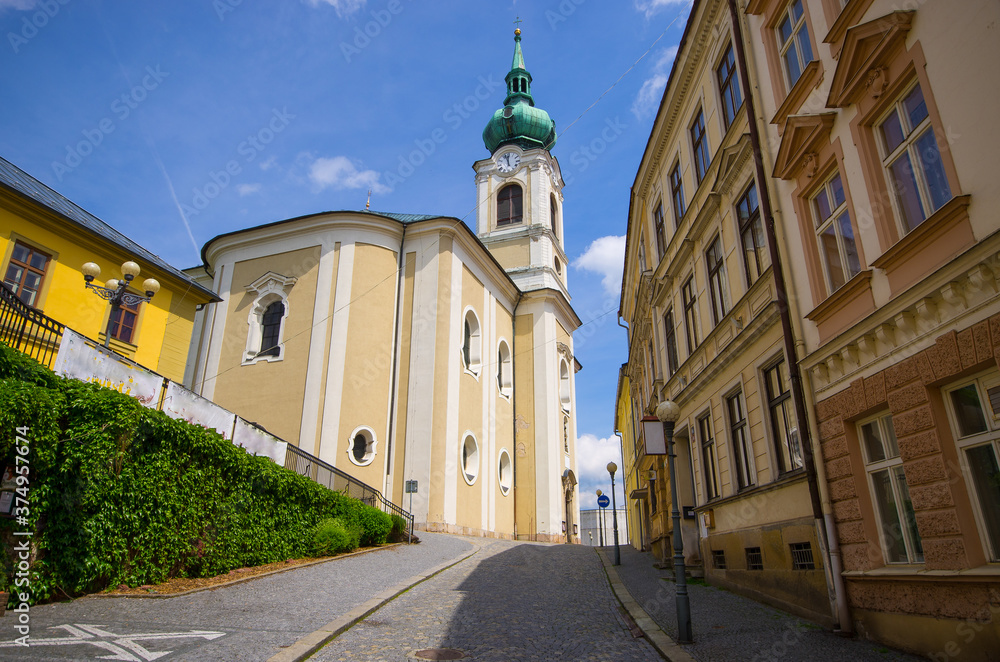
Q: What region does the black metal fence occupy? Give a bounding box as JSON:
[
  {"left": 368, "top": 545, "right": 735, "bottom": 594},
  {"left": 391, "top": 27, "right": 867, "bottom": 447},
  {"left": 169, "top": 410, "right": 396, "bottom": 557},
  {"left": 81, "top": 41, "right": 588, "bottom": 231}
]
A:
[
  {"left": 0, "top": 283, "right": 65, "bottom": 369},
  {"left": 285, "top": 443, "right": 414, "bottom": 539}
]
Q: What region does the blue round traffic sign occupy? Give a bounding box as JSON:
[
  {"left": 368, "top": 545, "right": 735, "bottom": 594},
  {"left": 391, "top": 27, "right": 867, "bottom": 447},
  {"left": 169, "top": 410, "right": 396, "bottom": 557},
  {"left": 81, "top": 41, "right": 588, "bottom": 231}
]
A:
[{"left": 597, "top": 494, "right": 610, "bottom": 508}]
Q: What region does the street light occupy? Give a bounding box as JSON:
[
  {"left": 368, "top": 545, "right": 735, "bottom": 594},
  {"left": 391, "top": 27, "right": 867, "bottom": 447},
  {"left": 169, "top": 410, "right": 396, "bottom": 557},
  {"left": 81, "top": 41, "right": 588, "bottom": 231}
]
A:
[
  {"left": 607, "top": 461, "right": 621, "bottom": 566},
  {"left": 82, "top": 261, "right": 160, "bottom": 348},
  {"left": 656, "top": 399, "right": 693, "bottom": 643},
  {"left": 596, "top": 489, "right": 605, "bottom": 547}
]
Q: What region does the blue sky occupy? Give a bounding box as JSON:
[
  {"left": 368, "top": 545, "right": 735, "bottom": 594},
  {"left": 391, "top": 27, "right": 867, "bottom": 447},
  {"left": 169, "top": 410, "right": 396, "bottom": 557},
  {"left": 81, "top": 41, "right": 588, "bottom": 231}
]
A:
[{"left": 0, "top": 0, "right": 691, "bottom": 510}]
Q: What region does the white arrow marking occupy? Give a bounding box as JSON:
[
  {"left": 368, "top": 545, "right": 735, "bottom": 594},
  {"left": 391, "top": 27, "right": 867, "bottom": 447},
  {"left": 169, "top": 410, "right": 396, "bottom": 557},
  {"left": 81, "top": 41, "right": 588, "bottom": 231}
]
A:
[{"left": 0, "top": 623, "right": 227, "bottom": 660}]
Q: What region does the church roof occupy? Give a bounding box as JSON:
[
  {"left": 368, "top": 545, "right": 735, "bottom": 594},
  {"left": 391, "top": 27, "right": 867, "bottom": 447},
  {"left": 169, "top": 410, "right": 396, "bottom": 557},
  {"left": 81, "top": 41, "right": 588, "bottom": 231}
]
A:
[
  {"left": 482, "top": 29, "right": 557, "bottom": 154},
  {"left": 0, "top": 155, "right": 220, "bottom": 302},
  {"left": 365, "top": 210, "right": 440, "bottom": 224}
]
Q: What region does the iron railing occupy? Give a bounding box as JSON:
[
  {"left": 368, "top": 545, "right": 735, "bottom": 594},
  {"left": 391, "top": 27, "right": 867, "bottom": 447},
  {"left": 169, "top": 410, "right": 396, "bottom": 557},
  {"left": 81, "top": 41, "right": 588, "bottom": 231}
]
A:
[
  {"left": 0, "top": 283, "right": 65, "bottom": 369},
  {"left": 285, "top": 443, "right": 414, "bottom": 539}
]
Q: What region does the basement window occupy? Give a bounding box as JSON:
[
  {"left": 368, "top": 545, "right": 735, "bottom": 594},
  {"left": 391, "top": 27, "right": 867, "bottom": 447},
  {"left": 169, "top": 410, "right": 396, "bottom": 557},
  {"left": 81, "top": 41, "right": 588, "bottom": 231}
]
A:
[
  {"left": 790, "top": 542, "right": 815, "bottom": 570},
  {"left": 711, "top": 550, "right": 727, "bottom": 570},
  {"left": 745, "top": 547, "right": 763, "bottom": 570}
]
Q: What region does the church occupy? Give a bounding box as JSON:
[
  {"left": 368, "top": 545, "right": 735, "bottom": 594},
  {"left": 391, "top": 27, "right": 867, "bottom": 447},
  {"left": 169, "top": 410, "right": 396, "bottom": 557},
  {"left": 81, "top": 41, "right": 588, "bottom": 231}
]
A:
[{"left": 183, "top": 29, "right": 582, "bottom": 543}]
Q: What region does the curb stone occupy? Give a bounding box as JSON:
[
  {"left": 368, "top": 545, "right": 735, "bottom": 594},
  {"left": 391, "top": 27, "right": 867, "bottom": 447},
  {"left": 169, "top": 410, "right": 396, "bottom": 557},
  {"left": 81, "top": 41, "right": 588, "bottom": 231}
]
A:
[
  {"left": 266, "top": 541, "right": 481, "bottom": 662},
  {"left": 597, "top": 548, "right": 698, "bottom": 662},
  {"left": 84, "top": 543, "right": 406, "bottom": 600}
]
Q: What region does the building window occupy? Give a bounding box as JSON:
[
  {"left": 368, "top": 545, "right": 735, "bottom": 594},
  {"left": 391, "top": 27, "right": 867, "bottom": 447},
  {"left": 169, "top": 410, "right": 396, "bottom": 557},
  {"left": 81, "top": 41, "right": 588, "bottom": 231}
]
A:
[
  {"left": 3, "top": 241, "right": 49, "bottom": 307},
  {"left": 497, "top": 339, "right": 513, "bottom": 398},
  {"left": 706, "top": 236, "right": 729, "bottom": 325},
  {"left": 812, "top": 172, "right": 860, "bottom": 293},
  {"left": 670, "top": 163, "right": 685, "bottom": 226},
  {"left": 691, "top": 109, "right": 709, "bottom": 185},
  {"left": 712, "top": 549, "right": 727, "bottom": 570},
  {"left": 497, "top": 184, "right": 523, "bottom": 226},
  {"left": 737, "top": 182, "right": 770, "bottom": 286},
  {"left": 654, "top": 201, "right": 667, "bottom": 259},
  {"left": 699, "top": 413, "right": 719, "bottom": 501},
  {"left": 777, "top": 0, "right": 814, "bottom": 88},
  {"left": 559, "top": 358, "right": 571, "bottom": 410},
  {"left": 717, "top": 43, "right": 743, "bottom": 130},
  {"left": 347, "top": 426, "right": 377, "bottom": 466},
  {"left": 462, "top": 309, "right": 482, "bottom": 375},
  {"left": 944, "top": 374, "right": 1000, "bottom": 561},
  {"left": 727, "top": 389, "right": 755, "bottom": 490},
  {"left": 461, "top": 433, "right": 480, "bottom": 485},
  {"left": 790, "top": 542, "right": 815, "bottom": 570},
  {"left": 550, "top": 194, "right": 558, "bottom": 236},
  {"left": 498, "top": 448, "right": 513, "bottom": 496},
  {"left": 764, "top": 359, "right": 802, "bottom": 473},
  {"left": 244, "top": 272, "right": 296, "bottom": 364},
  {"left": 745, "top": 547, "right": 763, "bottom": 570},
  {"left": 638, "top": 234, "right": 648, "bottom": 272},
  {"left": 257, "top": 301, "right": 284, "bottom": 357},
  {"left": 664, "top": 309, "right": 679, "bottom": 378},
  {"left": 877, "top": 83, "right": 952, "bottom": 234},
  {"left": 109, "top": 300, "right": 141, "bottom": 345},
  {"left": 860, "top": 413, "right": 923, "bottom": 564},
  {"left": 682, "top": 276, "right": 699, "bottom": 355},
  {"left": 650, "top": 474, "right": 658, "bottom": 513}
]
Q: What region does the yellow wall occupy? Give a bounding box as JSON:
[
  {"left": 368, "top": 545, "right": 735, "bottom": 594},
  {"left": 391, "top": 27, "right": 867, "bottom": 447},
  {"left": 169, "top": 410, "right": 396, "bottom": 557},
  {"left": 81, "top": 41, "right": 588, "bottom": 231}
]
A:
[
  {"left": 513, "top": 312, "right": 535, "bottom": 538},
  {"left": 0, "top": 192, "right": 210, "bottom": 382},
  {"left": 456, "top": 264, "right": 485, "bottom": 530},
  {"left": 493, "top": 297, "right": 515, "bottom": 535},
  {"left": 212, "top": 246, "right": 320, "bottom": 442},
  {"left": 428, "top": 236, "right": 454, "bottom": 525}
]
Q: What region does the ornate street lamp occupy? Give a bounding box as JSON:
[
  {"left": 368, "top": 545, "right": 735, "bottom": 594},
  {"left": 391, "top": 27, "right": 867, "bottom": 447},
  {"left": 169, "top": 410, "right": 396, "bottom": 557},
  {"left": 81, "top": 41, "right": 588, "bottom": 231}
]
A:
[
  {"left": 82, "top": 261, "right": 160, "bottom": 348},
  {"left": 607, "top": 462, "right": 621, "bottom": 566},
  {"left": 654, "top": 399, "right": 693, "bottom": 643},
  {"left": 596, "top": 489, "right": 605, "bottom": 547}
]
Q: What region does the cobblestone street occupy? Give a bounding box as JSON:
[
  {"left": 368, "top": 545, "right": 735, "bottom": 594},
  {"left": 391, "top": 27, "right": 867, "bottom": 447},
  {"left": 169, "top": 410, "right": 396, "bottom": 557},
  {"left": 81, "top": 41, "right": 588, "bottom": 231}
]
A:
[{"left": 312, "top": 538, "right": 660, "bottom": 662}]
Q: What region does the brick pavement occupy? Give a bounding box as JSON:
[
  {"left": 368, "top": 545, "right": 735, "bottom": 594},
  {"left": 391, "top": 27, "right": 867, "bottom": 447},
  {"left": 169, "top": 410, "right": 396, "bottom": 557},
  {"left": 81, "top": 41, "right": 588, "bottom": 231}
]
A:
[
  {"left": 610, "top": 544, "right": 929, "bottom": 662},
  {"left": 311, "top": 537, "right": 661, "bottom": 662}
]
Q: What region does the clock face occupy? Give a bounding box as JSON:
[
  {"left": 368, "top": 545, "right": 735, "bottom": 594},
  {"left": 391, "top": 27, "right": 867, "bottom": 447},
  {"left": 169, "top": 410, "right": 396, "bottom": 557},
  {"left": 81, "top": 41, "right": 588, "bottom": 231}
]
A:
[{"left": 496, "top": 152, "right": 520, "bottom": 173}]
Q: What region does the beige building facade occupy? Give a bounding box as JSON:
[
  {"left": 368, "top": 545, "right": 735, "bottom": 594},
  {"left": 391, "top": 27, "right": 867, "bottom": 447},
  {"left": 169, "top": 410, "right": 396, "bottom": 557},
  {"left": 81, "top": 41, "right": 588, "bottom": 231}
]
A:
[
  {"left": 618, "top": 0, "right": 834, "bottom": 625},
  {"left": 185, "top": 31, "right": 581, "bottom": 543},
  {"left": 744, "top": 0, "right": 1000, "bottom": 655}
]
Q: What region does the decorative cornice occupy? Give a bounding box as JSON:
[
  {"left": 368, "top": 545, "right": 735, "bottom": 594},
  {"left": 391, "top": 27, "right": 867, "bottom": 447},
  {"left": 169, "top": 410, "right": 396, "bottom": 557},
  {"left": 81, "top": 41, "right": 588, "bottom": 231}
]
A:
[
  {"left": 824, "top": 0, "right": 876, "bottom": 50},
  {"left": 826, "top": 11, "right": 915, "bottom": 108},
  {"left": 712, "top": 134, "right": 753, "bottom": 195},
  {"left": 770, "top": 61, "right": 823, "bottom": 127},
  {"left": 246, "top": 271, "right": 297, "bottom": 296},
  {"left": 772, "top": 113, "right": 837, "bottom": 180}
]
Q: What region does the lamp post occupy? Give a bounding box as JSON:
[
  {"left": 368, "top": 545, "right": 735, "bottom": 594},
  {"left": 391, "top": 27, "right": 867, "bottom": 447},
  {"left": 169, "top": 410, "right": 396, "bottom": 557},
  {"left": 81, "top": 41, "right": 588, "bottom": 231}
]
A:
[
  {"left": 596, "top": 489, "right": 604, "bottom": 547},
  {"left": 607, "top": 462, "right": 621, "bottom": 566},
  {"left": 656, "top": 399, "right": 692, "bottom": 643},
  {"left": 81, "top": 261, "right": 159, "bottom": 348}
]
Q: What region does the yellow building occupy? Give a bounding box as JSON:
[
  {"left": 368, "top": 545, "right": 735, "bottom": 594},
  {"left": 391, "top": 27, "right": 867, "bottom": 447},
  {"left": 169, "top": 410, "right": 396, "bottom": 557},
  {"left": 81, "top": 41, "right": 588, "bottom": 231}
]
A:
[
  {"left": 619, "top": 0, "right": 836, "bottom": 625},
  {"left": 0, "top": 156, "right": 219, "bottom": 380},
  {"left": 745, "top": 0, "right": 1000, "bottom": 655},
  {"left": 185, "top": 30, "right": 582, "bottom": 541}
]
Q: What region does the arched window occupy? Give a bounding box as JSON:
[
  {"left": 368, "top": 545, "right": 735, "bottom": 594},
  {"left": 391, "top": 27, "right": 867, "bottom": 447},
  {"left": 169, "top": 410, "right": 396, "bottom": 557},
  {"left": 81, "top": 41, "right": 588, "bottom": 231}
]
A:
[
  {"left": 347, "top": 425, "right": 377, "bottom": 466},
  {"left": 462, "top": 308, "right": 482, "bottom": 375},
  {"left": 550, "top": 194, "right": 558, "bottom": 235},
  {"left": 497, "top": 184, "right": 523, "bottom": 226},
  {"left": 498, "top": 449, "right": 512, "bottom": 496},
  {"left": 462, "top": 433, "right": 480, "bottom": 485},
  {"left": 259, "top": 301, "right": 284, "bottom": 357},
  {"left": 559, "top": 358, "right": 571, "bottom": 411},
  {"left": 497, "top": 339, "right": 513, "bottom": 398}
]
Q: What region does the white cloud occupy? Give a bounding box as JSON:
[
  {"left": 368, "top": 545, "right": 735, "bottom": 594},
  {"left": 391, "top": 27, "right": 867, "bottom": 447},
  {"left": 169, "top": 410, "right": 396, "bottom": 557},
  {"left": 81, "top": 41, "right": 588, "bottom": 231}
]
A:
[
  {"left": 305, "top": 0, "right": 366, "bottom": 18},
  {"left": 631, "top": 46, "right": 679, "bottom": 119},
  {"left": 237, "top": 183, "right": 261, "bottom": 197},
  {"left": 576, "top": 433, "right": 626, "bottom": 509},
  {"left": 258, "top": 155, "right": 277, "bottom": 171},
  {"left": 308, "top": 155, "right": 388, "bottom": 194},
  {"left": 573, "top": 235, "right": 625, "bottom": 297},
  {"left": 634, "top": 0, "right": 692, "bottom": 19}
]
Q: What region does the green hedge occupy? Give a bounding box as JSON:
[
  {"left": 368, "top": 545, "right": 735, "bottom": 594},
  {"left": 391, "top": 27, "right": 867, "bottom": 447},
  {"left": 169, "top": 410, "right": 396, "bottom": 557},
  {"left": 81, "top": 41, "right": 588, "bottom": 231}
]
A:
[{"left": 0, "top": 342, "right": 390, "bottom": 603}]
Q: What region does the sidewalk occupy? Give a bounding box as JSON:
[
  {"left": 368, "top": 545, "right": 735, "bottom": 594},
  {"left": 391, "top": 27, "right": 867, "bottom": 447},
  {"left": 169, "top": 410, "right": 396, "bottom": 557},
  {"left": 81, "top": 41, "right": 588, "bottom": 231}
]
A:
[
  {"left": 0, "top": 533, "right": 474, "bottom": 661},
  {"left": 606, "top": 544, "right": 928, "bottom": 662}
]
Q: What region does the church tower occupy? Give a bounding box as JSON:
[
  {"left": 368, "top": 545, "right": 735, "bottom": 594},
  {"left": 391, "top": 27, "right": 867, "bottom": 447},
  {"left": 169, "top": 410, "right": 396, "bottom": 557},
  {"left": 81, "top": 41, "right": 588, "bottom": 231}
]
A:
[{"left": 477, "top": 28, "right": 581, "bottom": 543}]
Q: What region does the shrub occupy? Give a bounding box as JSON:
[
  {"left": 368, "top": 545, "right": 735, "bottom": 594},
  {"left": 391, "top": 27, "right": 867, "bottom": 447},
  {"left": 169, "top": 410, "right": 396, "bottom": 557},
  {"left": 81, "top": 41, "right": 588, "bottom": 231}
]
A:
[
  {"left": 312, "top": 518, "right": 360, "bottom": 556},
  {"left": 391, "top": 514, "right": 406, "bottom": 535}
]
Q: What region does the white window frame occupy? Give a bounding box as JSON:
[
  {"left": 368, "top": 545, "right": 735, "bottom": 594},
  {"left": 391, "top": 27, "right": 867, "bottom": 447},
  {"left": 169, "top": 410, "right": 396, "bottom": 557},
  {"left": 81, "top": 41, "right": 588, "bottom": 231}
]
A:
[
  {"left": 497, "top": 338, "right": 513, "bottom": 399},
  {"left": 346, "top": 425, "right": 378, "bottom": 467},
  {"left": 461, "top": 432, "right": 480, "bottom": 486},
  {"left": 776, "top": 0, "right": 814, "bottom": 88},
  {"left": 498, "top": 448, "right": 513, "bottom": 496},
  {"left": 243, "top": 272, "right": 296, "bottom": 365},
  {"left": 559, "top": 358, "right": 572, "bottom": 411},
  {"left": 943, "top": 372, "right": 1000, "bottom": 562},
  {"left": 462, "top": 307, "right": 482, "bottom": 377},
  {"left": 858, "top": 413, "right": 923, "bottom": 564},
  {"left": 811, "top": 171, "right": 861, "bottom": 294}
]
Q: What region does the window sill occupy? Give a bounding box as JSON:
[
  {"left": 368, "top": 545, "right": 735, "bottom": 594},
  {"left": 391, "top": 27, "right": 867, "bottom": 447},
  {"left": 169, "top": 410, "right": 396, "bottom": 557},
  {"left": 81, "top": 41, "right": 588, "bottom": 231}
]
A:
[
  {"left": 98, "top": 334, "right": 138, "bottom": 358},
  {"left": 805, "top": 269, "right": 876, "bottom": 344},
  {"left": 243, "top": 353, "right": 284, "bottom": 366},
  {"left": 869, "top": 195, "right": 973, "bottom": 294},
  {"left": 771, "top": 60, "right": 823, "bottom": 128},
  {"left": 842, "top": 564, "right": 1000, "bottom": 581}
]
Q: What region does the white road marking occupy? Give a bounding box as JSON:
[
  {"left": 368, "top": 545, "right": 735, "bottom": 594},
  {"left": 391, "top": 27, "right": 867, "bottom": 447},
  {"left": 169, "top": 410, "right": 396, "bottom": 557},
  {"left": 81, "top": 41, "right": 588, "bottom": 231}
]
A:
[{"left": 0, "top": 623, "right": 227, "bottom": 660}]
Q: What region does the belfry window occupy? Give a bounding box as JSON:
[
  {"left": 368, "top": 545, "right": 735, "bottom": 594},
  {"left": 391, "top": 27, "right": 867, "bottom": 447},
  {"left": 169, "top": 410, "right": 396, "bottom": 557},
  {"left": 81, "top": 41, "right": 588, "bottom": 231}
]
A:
[{"left": 497, "top": 184, "right": 523, "bottom": 226}]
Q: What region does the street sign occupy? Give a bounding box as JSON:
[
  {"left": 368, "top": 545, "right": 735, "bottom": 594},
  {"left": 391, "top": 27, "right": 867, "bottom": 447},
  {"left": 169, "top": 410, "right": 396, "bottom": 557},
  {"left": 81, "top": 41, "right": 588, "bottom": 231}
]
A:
[
  {"left": 405, "top": 480, "right": 418, "bottom": 494},
  {"left": 597, "top": 494, "right": 610, "bottom": 508}
]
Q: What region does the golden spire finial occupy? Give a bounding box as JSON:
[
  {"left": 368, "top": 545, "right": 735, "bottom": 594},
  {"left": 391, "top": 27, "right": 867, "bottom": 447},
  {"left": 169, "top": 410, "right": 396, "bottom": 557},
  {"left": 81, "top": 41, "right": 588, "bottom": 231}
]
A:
[
  {"left": 365, "top": 189, "right": 371, "bottom": 211},
  {"left": 514, "top": 16, "right": 522, "bottom": 36}
]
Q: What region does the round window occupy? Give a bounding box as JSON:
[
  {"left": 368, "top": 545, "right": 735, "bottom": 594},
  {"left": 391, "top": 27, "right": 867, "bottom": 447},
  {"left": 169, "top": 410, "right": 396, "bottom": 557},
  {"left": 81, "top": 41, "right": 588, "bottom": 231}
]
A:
[
  {"left": 498, "top": 449, "right": 512, "bottom": 496},
  {"left": 347, "top": 426, "right": 377, "bottom": 466},
  {"left": 462, "top": 434, "right": 480, "bottom": 485}
]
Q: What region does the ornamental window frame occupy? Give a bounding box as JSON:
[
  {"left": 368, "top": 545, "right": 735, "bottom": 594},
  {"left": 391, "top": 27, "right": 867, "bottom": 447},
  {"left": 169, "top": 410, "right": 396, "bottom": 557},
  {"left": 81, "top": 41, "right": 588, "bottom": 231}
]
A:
[
  {"left": 461, "top": 432, "right": 480, "bottom": 486},
  {"left": 462, "top": 307, "right": 482, "bottom": 377},
  {"left": 346, "top": 425, "right": 378, "bottom": 467},
  {"left": 243, "top": 272, "right": 296, "bottom": 365},
  {"left": 498, "top": 448, "right": 513, "bottom": 496},
  {"left": 559, "top": 357, "right": 572, "bottom": 411},
  {"left": 497, "top": 183, "right": 523, "bottom": 227},
  {"left": 497, "top": 338, "right": 513, "bottom": 399}
]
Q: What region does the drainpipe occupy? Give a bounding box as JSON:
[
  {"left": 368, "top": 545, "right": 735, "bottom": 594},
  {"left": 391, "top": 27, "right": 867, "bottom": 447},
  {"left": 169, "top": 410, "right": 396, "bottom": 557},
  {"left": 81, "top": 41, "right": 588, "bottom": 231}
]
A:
[{"left": 726, "top": 0, "right": 850, "bottom": 632}]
